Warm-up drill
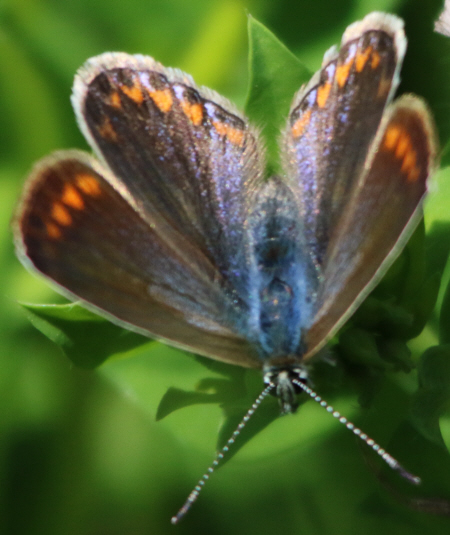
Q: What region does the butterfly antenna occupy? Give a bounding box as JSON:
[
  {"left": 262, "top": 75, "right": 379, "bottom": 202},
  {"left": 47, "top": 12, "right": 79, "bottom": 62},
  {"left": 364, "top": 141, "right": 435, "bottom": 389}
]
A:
[
  {"left": 171, "top": 383, "right": 275, "bottom": 524},
  {"left": 292, "top": 378, "right": 421, "bottom": 485}
]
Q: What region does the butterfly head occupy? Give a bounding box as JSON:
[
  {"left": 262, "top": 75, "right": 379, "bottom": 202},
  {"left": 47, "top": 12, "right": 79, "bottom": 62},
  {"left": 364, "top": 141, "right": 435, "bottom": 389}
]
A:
[{"left": 263, "top": 363, "right": 309, "bottom": 414}]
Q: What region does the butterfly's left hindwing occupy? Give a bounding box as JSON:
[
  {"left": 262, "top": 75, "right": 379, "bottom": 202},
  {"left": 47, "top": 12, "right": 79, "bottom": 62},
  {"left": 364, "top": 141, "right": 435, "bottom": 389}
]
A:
[{"left": 15, "top": 151, "right": 260, "bottom": 367}]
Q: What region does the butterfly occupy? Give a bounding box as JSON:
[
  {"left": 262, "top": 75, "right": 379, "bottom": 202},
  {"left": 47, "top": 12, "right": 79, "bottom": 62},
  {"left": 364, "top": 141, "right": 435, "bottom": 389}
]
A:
[{"left": 14, "top": 11, "right": 437, "bottom": 521}]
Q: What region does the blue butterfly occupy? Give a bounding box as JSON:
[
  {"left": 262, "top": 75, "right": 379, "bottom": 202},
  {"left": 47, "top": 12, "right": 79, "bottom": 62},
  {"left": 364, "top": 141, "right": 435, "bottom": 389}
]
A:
[{"left": 15, "top": 12, "right": 436, "bottom": 521}]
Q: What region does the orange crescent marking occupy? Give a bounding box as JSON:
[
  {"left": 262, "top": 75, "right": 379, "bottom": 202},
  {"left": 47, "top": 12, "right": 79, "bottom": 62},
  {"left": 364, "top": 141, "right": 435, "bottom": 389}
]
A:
[
  {"left": 121, "top": 84, "right": 144, "bottom": 104},
  {"left": 212, "top": 121, "right": 244, "bottom": 146},
  {"left": 406, "top": 166, "right": 420, "bottom": 183},
  {"left": 46, "top": 221, "right": 62, "bottom": 239},
  {"left": 291, "top": 109, "right": 312, "bottom": 138},
  {"left": 97, "top": 116, "right": 118, "bottom": 142},
  {"left": 227, "top": 126, "right": 244, "bottom": 146},
  {"left": 395, "top": 133, "right": 410, "bottom": 159},
  {"left": 212, "top": 121, "right": 228, "bottom": 136},
  {"left": 61, "top": 184, "right": 85, "bottom": 210},
  {"left": 336, "top": 58, "right": 354, "bottom": 87},
  {"left": 149, "top": 89, "right": 173, "bottom": 113},
  {"left": 377, "top": 77, "right": 391, "bottom": 99},
  {"left": 371, "top": 51, "right": 381, "bottom": 70},
  {"left": 109, "top": 91, "right": 122, "bottom": 108},
  {"left": 355, "top": 46, "right": 372, "bottom": 72},
  {"left": 383, "top": 125, "right": 401, "bottom": 150},
  {"left": 51, "top": 202, "right": 72, "bottom": 226},
  {"left": 75, "top": 174, "right": 102, "bottom": 196},
  {"left": 181, "top": 101, "right": 203, "bottom": 126},
  {"left": 317, "top": 82, "right": 331, "bottom": 108}
]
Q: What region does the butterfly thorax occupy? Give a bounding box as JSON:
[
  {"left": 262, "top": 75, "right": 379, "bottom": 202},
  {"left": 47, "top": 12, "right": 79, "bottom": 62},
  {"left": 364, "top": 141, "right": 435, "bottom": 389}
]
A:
[{"left": 248, "top": 178, "right": 319, "bottom": 363}]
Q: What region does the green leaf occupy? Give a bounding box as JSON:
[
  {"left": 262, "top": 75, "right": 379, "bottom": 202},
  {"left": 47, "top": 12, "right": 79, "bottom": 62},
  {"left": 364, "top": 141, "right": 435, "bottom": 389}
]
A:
[
  {"left": 245, "top": 16, "right": 310, "bottom": 174},
  {"left": 156, "top": 387, "right": 222, "bottom": 420},
  {"left": 411, "top": 344, "right": 450, "bottom": 446},
  {"left": 338, "top": 328, "right": 385, "bottom": 369},
  {"left": 440, "top": 277, "right": 450, "bottom": 344},
  {"left": 440, "top": 413, "right": 450, "bottom": 454},
  {"left": 425, "top": 166, "right": 450, "bottom": 230},
  {"left": 156, "top": 368, "right": 249, "bottom": 421},
  {"left": 21, "top": 302, "right": 148, "bottom": 368}
]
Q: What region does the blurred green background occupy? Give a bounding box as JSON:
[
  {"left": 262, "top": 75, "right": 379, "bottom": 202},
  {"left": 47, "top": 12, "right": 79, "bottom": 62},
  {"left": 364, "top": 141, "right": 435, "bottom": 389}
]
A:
[{"left": 2, "top": 0, "right": 450, "bottom": 533}]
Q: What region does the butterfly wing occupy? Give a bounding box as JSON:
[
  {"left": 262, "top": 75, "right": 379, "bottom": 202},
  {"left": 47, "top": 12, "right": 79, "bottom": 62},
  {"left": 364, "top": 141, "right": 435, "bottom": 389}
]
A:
[
  {"left": 73, "top": 53, "right": 264, "bottom": 301},
  {"left": 15, "top": 53, "right": 268, "bottom": 368},
  {"left": 282, "top": 13, "right": 436, "bottom": 358},
  {"left": 305, "top": 96, "right": 436, "bottom": 357},
  {"left": 283, "top": 13, "right": 406, "bottom": 268}
]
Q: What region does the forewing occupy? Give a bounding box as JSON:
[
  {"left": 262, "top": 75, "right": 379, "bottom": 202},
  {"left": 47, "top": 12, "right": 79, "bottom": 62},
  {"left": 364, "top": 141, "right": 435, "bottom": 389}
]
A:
[
  {"left": 283, "top": 13, "right": 406, "bottom": 268},
  {"left": 14, "top": 152, "right": 260, "bottom": 368},
  {"left": 73, "top": 53, "right": 264, "bottom": 299},
  {"left": 305, "top": 95, "right": 437, "bottom": 358}
]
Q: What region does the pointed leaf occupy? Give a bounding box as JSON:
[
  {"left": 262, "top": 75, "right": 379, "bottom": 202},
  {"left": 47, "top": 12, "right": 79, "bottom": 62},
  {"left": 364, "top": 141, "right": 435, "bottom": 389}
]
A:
[
  {"left": 21, "top": 302, "right": 148, "bottom": 368},
  {"left": 156, "top": 387, "right": 222, "bottom": 420},
  {"left": 245, "top": 16, "right": 310, "bottom": 173}
]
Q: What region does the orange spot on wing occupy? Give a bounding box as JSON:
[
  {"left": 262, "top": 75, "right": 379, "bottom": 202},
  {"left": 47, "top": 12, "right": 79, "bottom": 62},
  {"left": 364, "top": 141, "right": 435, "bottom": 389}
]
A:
[
  {"left": 51, "top": 202, "right": 72, "bottom": 226},
  {"left": 121, "top": 84, "right": 144, "bottom": 104},
  {"left": 61, "top": 184, "right": 85, "bottom": 210},
  {"left": 401, "top": 148, "right": 421, "bottom": 183},
  {"left": 406, "top": 166, "right": 420, "bottom": 183},
  {"left": 371, "top": 51, "right": 381, "bottom": 70},
  {"left": 395, "top": 133, "right": 410, "bottom": 159},
  {"left": 377, "top": 76, "right": 391, "bottom": 99},
  {"left": 227, "top": 127, "right": 244, "bottom": 146},
  {"left": 383, "top": 125, "right": 401, "bottom": 150},
  {"left": 291, "top": 109, "right": 312, "bottom": 138},
  {"left": 383, "top": 125, "right": 421, "bottom": 183},
  {"left": 355, "top": 46, "right": 372, "bottom": 72},
  {"left": 181, "top": 101, "right": 203, "bottom": 126},
  {"left": 109, "top": 91, "right": 122, "bottom": 108},
  {"left": 336, "top": 58, "right": 354, "bottom": 87},
  {"left": 212, "top": 121, "right": 244, "bottom": 145},
  {"left": 401, "top": 149, "right": 418, "bottom": 177},
  {"left": 213, "top": 121, "right": 227, "bottom": 137},
  {"left": 75, "top": 174, "right": 102, "bottom": 196},
  {"left": 46, "top": 221, "right": 62, "bottom": 239},
  {"left": 316, "top": 82, "right": 331, "bottom": 108},
  {"left": 148, "top": 89, "right": 173, "bottom": 113},
  {"left": 97, "top": 116, "right": 118, "bottom": 142}
]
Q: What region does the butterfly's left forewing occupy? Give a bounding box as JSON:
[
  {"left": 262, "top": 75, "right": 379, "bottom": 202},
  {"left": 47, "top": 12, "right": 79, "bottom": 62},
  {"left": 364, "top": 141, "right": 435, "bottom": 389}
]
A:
[{"left": 73, "top": 53, "right": 264, "bottom": 301}]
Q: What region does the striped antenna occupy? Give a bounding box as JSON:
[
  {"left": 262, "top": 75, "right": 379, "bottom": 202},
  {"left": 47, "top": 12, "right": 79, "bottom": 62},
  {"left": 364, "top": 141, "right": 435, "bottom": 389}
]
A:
[
  {"left": 171, "top": 374, "right": 421, "bottom": 524},
  {"left": 171, "top": 383, "right": 275, "bottom": 524},
  {"left": 291, "top": 377, "right": 421, "bottom": 485}
]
